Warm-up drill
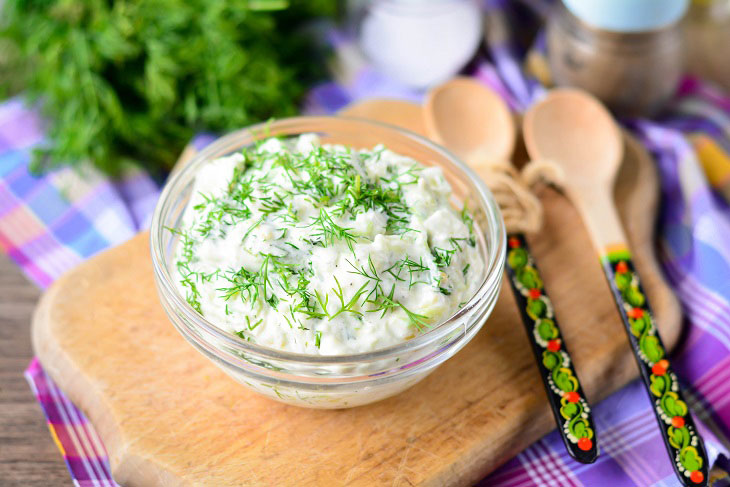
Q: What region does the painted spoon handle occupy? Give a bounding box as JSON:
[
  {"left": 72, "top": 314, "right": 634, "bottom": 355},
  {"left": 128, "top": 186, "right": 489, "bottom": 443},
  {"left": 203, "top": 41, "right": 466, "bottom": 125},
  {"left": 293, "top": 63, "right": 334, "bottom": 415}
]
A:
[
  {"left": 505, "top": 234, "right": 598, "bottom": 464},
  {"left": 601, "top": 247, "right": 709, "bottom": 486}
]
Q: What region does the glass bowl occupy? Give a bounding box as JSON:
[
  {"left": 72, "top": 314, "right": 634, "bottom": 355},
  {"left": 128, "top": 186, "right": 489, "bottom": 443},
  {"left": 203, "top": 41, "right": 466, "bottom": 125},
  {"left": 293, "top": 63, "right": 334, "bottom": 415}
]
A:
[{"left": 150, "top": 116, "right": 506, "bottom": 409}]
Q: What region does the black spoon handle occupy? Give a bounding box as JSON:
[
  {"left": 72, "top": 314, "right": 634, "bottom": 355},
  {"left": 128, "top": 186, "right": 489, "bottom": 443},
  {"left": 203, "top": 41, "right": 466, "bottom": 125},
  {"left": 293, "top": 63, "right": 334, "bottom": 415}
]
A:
[
  {"left": 504, "top": 234, "right": 598, "bottom": 464},
  {"left": 600, "top": 248, "right": 708, "bottom": 486}
]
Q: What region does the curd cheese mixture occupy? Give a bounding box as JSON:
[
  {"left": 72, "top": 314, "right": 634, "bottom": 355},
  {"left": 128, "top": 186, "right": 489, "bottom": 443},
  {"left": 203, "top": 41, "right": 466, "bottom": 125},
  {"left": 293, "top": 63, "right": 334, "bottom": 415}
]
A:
[{"left": 172, "top": 134, "right": 484, "bottom": 355}]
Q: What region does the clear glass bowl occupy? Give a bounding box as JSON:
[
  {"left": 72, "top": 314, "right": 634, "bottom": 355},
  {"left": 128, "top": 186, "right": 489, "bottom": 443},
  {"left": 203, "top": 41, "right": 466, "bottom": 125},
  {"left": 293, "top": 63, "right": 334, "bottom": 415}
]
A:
[{"left": 150, "top": 117, "right": 505, "bottom": 409}]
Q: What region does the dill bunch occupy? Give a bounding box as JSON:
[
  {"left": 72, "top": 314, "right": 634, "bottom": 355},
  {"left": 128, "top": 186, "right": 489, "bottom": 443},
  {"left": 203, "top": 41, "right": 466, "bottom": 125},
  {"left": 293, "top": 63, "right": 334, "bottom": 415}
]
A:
[{"left": 0, "top": 0, "right": 336, "bottom": 176}]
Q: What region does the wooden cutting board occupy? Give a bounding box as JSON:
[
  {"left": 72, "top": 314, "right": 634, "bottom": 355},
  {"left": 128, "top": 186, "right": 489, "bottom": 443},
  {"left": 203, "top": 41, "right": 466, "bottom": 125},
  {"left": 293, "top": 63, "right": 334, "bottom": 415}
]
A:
[{"left": 32, "top": 132, "right": 682, "bottom": 486}]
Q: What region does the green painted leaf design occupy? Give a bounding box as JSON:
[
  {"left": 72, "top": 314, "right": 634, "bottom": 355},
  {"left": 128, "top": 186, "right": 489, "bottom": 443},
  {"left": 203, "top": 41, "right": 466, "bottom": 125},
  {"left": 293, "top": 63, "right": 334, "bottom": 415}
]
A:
[
  {"left": 615, "top": 272, "right": 632, "bottom": 291},
  {"left": 536, "top": 318, "right": 558, "bottom": 341},
  {"left": 518, "top": 267, "right": 542, "bottom": 290},
  {"left": 680, "top": 446, "right": 703, "bottom": 471},
  {"left": 553, "top": 367, "right": 578, "bottom": 392},
  {"left": 669, "top": 426, "right": 691, "bottom": 450},
  {"left": 527, "top": 298, "right": 547, "bottom": 320},
  {"left": 508, "top": 244, "right": 596, "bottom": 455},
  {"left": 570, "top": 417, "right": 593, "bottom": 439},
  {"left": 661, "top": 392, "right": 688, "bottom": 417},
  {"left": 560, "top": 401, "right": 579, "bottom": 420},
  {"left": 640, "top": 334, "right": 665, "bottom": 363},
  {"left": 650, "top": 374, "right": 671, "bottom": 397},
  {"left": 542, "top": 350, "right": 560, "bottom": 370},
  {"left": 630, "top": 315, "right": 649, "bottom": 337},
  {"left": 606, "top": 251, "right": 704, "bottom": 475},
  {"left": 625, "top": 287, "right": 646, "bottom": 307},
  {"left": 508, "top": 248, "right": 528, "bottom": 269}
]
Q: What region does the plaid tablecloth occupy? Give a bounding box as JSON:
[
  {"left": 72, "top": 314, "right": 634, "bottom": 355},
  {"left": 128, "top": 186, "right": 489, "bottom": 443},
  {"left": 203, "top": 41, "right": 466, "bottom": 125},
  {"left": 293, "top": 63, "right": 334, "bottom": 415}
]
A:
[{"left": 4, "top": 2, "right": 730, "bottom": 486}]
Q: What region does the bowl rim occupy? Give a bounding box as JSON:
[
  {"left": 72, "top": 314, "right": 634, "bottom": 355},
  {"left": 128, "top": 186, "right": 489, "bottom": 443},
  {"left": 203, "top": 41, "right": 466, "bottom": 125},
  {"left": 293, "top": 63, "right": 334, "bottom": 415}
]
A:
[{"left": 150, "top": 116, "right": 506, "bottom": 365}]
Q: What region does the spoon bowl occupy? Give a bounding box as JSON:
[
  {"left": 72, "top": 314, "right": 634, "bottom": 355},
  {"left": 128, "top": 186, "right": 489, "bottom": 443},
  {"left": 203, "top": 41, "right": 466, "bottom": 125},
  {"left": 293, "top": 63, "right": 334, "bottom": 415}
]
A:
[
  {"left": 523, "top": 89, "right": 623, "bottom": 187},
  {"left": 424, "top": 77, "right": 516, "bottom": 165}
]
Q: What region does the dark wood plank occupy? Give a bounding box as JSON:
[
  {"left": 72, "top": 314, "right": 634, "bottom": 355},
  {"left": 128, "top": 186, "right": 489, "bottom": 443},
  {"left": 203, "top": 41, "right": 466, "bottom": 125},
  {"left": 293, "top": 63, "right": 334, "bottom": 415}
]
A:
[{"left": 0, "top": 255, "right": 71, "bottom": 486}]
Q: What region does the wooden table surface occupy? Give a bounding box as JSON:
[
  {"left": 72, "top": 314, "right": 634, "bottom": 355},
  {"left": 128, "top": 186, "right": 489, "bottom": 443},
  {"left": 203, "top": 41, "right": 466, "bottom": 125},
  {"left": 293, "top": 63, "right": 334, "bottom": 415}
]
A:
[{"left": 0, "top": 255, "right": 70, "bottom": 485}]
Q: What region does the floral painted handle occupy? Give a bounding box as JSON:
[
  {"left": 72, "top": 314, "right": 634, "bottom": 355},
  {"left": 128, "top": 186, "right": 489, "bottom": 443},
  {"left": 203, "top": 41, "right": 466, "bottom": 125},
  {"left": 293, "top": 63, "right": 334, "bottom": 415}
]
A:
[
  {"left": 602, "top": 247, "right": 708, "bottom": 486},
  {"left": 505, "top": 235, "right": 598, "bottom": 464}
]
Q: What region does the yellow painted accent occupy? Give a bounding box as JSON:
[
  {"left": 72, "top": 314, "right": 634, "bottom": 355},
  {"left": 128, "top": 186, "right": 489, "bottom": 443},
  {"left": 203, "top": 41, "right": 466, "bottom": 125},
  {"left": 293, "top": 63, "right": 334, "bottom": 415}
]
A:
[
  {"left": 601, "top": 243, "right": 630, "bottom": 259},
  {"left": 48, "top": 424, "right": 66, "bottom": 456},
  {"left": 691, "top": 134, "right": 730, "bottom": 188}
]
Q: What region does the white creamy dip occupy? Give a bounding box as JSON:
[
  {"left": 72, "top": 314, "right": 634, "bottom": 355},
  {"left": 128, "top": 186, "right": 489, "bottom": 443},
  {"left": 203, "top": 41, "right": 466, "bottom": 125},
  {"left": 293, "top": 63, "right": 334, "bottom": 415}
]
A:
[{"left": 173, "top": 134, "right": 484, "bottom": 355}]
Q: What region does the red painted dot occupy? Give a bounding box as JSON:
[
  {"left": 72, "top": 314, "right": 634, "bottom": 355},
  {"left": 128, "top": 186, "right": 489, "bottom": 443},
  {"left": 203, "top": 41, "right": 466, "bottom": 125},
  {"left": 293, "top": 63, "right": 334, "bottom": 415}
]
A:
[
  {"left": 690, "top": 470, "right": 704, "bottom": 484},
  {"left": 547, "top": 339, "right": 561, "bottom": 352},
  {"left": 652, "top": 359, "right": 669, "bottom": 376},
  {"left": 616, "top": 261, "right": 629, "bottom": 273},
  {"left": 509, "top": 237, "right": 521, "bottom": 248},
  {"left": 528, "top": 289, "right": 541, "bottom": 299},
  {"left": 564, "top": 391, "right": 580, "bottom": 403},
  {"left": 577, "top": 438, "right": 592, "bottom": 451},
  {"left": 672, "top": 416, "right": 685, "bottom": 428},
  {"left": 628, "top": 307, "right": 644, "bottom": 319}
]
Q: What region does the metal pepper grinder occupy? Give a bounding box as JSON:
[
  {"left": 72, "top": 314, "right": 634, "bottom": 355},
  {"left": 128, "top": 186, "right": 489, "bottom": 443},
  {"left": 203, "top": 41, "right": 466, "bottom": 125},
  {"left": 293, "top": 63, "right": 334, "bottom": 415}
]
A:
[{"left": 547, "top": 0, "right": 689, "bottom": 117}]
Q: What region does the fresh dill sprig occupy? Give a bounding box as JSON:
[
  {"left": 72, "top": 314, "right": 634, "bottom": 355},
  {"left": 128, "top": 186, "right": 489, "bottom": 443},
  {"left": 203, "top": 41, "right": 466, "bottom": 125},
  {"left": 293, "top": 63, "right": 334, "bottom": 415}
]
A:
[
  {"left": 330, "top": 276, "right": 369, "bottom": 320},
  {"left": 461, "top": 204, "right": 477, "bottom": 247},
  {"left": 398, "top": 302, "right": 431, "bottom": 330},
  {"left": 308, "top": 207, "right": 358, "bottom": 251},
  {"left": 314, "top": 289, "right": 331, "bottom": 319},
  {"left": 431, "top": 237, "right": 469, "bottom": 268},
  {"left": 5, "top": 1, "right": 337, "bottom": 176},
  {"left": 246, "top": 316, "right": 263, "bottom": 330},
  {"left": 350, "top": 255, "right": 433, "bottom": 330},
  {"left": 315, "top": 330, "right": 322, "bottom": 349},
  {"left": 242, "top": 217, "right": 264, "bottom": 243}
]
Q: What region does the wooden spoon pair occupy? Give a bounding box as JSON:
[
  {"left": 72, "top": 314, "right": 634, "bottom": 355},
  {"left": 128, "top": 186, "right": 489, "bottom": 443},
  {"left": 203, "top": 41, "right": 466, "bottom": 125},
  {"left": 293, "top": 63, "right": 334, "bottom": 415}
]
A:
[
  {"left": 340, "top": 80, "right": 709, "bottom": 486},
  {"left": 340, "top": 82, "right": 598, "bottom": 464}
]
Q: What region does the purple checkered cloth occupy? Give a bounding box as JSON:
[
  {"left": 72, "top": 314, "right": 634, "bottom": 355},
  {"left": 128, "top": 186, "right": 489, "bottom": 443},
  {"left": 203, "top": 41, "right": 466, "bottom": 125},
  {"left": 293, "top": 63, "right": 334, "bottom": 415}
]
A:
[{"left": 3, "top": 3, "right": 730, "bottom": 486}]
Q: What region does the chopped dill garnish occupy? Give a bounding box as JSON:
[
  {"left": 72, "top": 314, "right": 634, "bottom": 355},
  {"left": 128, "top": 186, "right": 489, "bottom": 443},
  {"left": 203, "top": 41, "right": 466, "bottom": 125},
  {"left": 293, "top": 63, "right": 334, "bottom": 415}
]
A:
[
  {"left": 329, "top": 276, "right": 369, "bottom": 320},
  {"left": 242, "top": 217, "right": 263, "bottom": 243},
  {"left": 308, "top": 207, "right": 358, "bottom": 251},
  {"left": 315, "top": 330, "right": 322, "bottom": 348},
  {"left": 168, "top": 135, "right": 481, "bottom": 351},
  {"left": 246, "top": 316, "right": 263, "bottom": 330},
  {"left": 461, "top": 204, "right": 477, "bottom": 247},
  {"left": 398, "top": 302, "right": 431, "bottom": 330}
]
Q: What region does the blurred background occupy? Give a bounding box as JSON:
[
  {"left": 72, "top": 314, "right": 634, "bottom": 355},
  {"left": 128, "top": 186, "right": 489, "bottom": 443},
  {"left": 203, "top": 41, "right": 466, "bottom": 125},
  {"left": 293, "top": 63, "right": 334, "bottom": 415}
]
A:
[{"left": 0, "top": 0, "right": 728, "bottom": 178}]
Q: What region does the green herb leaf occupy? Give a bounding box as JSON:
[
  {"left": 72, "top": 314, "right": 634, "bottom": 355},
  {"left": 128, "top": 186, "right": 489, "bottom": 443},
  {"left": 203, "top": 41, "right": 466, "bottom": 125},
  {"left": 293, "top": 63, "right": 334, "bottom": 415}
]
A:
[{"left": 0, "top": 0, "right": 337, "bottom": 176}]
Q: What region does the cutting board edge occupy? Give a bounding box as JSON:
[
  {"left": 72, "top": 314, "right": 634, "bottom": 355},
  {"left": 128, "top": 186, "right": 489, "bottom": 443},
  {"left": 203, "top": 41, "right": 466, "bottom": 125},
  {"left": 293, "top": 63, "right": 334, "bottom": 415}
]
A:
[{"left": 31, "top": 242, "right": 191, "bottom": 487}]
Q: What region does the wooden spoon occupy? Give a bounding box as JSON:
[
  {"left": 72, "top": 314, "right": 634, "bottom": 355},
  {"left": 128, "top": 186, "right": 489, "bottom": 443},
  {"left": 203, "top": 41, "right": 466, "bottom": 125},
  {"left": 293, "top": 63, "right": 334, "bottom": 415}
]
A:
[
  {"left": 425, "top": 77, "right": 599, "bottom": 464},
  {"left": 523, "top": 88, "right": 709, "bottom": 487},
  {"left": 424, "top": 77, "right": 515, "bottom": 166}
]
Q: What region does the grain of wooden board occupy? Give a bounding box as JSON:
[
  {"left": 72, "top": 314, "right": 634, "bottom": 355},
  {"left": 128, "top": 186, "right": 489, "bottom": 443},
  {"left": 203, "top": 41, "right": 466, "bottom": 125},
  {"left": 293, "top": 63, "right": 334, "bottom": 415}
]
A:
[{"left": 32, "top": 132, "right": 682, "bottom": 486}]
